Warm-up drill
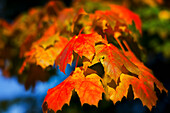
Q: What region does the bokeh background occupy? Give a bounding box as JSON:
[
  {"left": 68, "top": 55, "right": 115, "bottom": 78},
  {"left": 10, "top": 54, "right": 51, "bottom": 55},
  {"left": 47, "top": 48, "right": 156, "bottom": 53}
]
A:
[{"left": 0, "top": 0, "right": 170, "bottom": 113}]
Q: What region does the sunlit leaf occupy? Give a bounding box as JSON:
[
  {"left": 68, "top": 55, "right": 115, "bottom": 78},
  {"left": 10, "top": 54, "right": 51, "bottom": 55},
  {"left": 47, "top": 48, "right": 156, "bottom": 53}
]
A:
[
  {"left": 19, "top": 25, "right": 68, "bottom": 73},
  {"left": 55, "top": 32, "right": 106, "bottom": 73},
  {"left": 42, "top": 67, "right": 104, "bottom": 112},
  {"left": 92, "top": 43, "right": 140, "bottom": 83}
]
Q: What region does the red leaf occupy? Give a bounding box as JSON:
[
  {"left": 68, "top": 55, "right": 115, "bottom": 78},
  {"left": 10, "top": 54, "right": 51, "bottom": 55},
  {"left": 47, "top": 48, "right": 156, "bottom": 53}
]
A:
[
  {"left": 42, "top": 67, "right": 104, "bottom": 112},
  {"left": 42, "top": 76, "right": 75, "bottom": 112},
  {"left": 125, "top": 51, "right": 168, "bottom": 94},
  {"left": 109, "top": 4, "right": 142, "bottom": 34},
  {"left": 75, "top": 73, "right": 104, "bottom": 106},
  {"left": 105, "top": 51, "right": 168, "bottom": 110},
  {"left": 55, "top": 33, "right": 106, "bottom": 73}
]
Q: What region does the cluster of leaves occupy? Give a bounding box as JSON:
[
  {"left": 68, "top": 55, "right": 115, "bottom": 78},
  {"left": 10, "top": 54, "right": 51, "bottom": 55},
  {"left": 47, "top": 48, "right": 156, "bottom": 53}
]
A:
[
  {"left": 0, "top": 0, "right": 168, "bottom": 113},
  {"left": 0, "top": 1, "right": 67, "bottom": 88}
]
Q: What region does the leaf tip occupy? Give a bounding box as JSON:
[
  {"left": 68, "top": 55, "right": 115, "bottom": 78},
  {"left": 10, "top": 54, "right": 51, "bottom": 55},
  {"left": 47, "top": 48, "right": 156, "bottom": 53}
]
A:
[{"left": 42, "top": 101, "right": 48, "bottom": 113}]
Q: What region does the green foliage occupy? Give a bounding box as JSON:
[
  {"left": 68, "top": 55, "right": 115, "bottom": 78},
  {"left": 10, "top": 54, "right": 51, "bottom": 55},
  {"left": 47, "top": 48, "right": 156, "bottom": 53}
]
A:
[{"left": 83, "top": 1, "right": 110, "bottom": 13}]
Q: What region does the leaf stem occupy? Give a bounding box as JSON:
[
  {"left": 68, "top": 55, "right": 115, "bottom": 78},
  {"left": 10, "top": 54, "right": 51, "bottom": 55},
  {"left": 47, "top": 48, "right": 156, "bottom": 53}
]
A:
[
  {"left": 123, "top": 40, "right": 132, "bottom": 53},
  {"left": 115, "top": 38, "right": 126, "bottom": 53},
  {"left": 75, "top": 55, "right": 79, "bottom": 68}
]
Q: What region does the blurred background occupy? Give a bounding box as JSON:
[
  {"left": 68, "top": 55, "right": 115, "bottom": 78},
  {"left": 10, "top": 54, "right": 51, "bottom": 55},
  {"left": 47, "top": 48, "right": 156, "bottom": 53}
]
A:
[{"left": 0, "top": 0, "right": 170, "bottom": 113}]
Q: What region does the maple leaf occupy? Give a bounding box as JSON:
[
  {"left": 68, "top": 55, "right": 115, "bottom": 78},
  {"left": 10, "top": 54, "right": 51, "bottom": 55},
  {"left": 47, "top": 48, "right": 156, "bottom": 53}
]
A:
[
  {"left": 42, "top": 67, "right": 104, "bottom": 112},
  {"left": 125, "top": 51, "right": 168, "bottom": 94},
  {"left": 103, "top": 50, "right": 168, "bottom": 110},
  {"left": 91, "top": 43, "right": 167, "bottom": 110},
  {"left": 57, "top": 8, "right": 75, "bottom": 32},
  {"left": 33, "top": 24, "right": 58, "bottom": 48},
  {"left": 32, "top": 46, "right": 57, "bottom": 68},
  {"left": 92, "top": 43, "right": 140, "bottom": 83},
  {"left": 0, "top": 0, "right": 167, "bottom": 112},
  {"left": 24, "top": 35, "right": 68, "bottom": 70},
  {"left": 42, "top": 76, "right": 75, "bottom": 112},
  {"left": 19, "top": 25, "right": 68, "bottom": 73},
  {"left": 90, "top": 4, "right": 142, "bottom": 34},
  {"left": 71, "top": 8, "right": 87, "bottom": 33},
  {"left": 89, "top": 8, "right": 142, "bottom": 55},
  {"left": 55, "top": 33, "right": 106, "bottom": 73},
  {"left": 57, "top": 7, "right": 89, "bottom": 36},
  {"left": 88, "top": 5, "right": 142, "bottom": 55},
  {"left": 75, "top": 73, "right": 104, "bottom": 106},
  {"left": 108, "top": 70, "right": 167, "bottom": 110},
  {"left": 92, "top": 10, "right": 121, "bottom": 30},
  {"left": 107, "top": 73, "right": 158, "bottom": 110},
  {"left": 109, "top": 4, "right": 142, "bottom": 34}
]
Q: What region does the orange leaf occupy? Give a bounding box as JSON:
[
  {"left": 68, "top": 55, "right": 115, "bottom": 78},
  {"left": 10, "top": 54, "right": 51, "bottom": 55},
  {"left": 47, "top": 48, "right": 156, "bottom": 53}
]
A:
[
  {"left": 120, "top": 74, "right": 157, "bottom": 110},
  {"left": 55, "top": 33, "right": 106, "bottom": 73},
  {"left": 33, "top": 36, "right": 68, "bottom": 68},
  {"left": 90, "top": 5, "right": 142, "bottom": 40},
  {"left": 75, "top": 73, "right": 104, "bottom": 106},
  {"left": 107, "top": 73, "right": 157, "bottom": 110},
  {"left": 92, "top": 44, "right": 140, "bottom": 83},
  {"left": 19, "top": 26, "right": 68, "bottom": 73},
  {"left": 107, "top": 75, "right": 129, "bottom": 103},
  {"left": 34, "top": 47, "right": 56, "bottom": 68},
  {"left": 93, "top": 10, "right": 121, "bottom": 28},
  {"left": 71, "top": 8, "right": 87, "bottom": 32},
  {"left": 109, "top": 4, "right": 142, "bottom": 34},
  {"left": 33, "top": 24, "right": 58, "bottom": 49},
  {"left": 42, "top": 76, "right": 75, "bottom": 112},
  {"left": 125, "top": 51, "right": 168, "bottom": 94},
  {"left": 106, "top": 51, "right": 167, "bottom": 110},
  {"left": 42, "top": 67, "right": 104, "bottom": 112}
]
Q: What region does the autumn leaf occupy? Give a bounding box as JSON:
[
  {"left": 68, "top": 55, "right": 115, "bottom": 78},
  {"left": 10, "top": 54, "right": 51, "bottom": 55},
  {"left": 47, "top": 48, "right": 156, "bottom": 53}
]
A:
[
  {"left": 21, "top": 35, "right": 68, "bottom": 71},
  {"left": 90, "top": 43, "right": 167, "bottom": 110},
  {"left": 55, "top": 32, "right": 106, "bottom": 73},
  {"left": 92, "top": 43, "right": 140, "bottom": 83},
  {"left": 57, "top": 7, "right": 88, "bottom": 36},
  {"left": 88, "top": 5, "right": 142, "bottom": 56},
  {"left": 75, "top": 73, "right": 104, "bottom": 106},
  {"left": 89, "top": 7, "right": 142, "bottom": 54},
  {"left": 109, "top": 4, "right": 142, "bottom": 34},
  {"left": 31, "top": 46, "right": 57, "bottom": 68},
  {"left": 57, "top": 8, "right": 75, "bottom": 32},
  {"left": 90, "top": 4, "right": 142, "bottom": 35},
  {"left": 107, "top": 73, "right": 157, "bottom": 110},
  {"left": 92, "top": 10, "right": 121, "bottom": 31},
  {"left": 0, "top": 0, "right": 168, "bottom": 112},
  {"left": 108, "top": 71, "right": 166, "bottom": 111},
  {"left": 42, "top": 67, "right": 104, "bottom": 112},
  {"left": 103, "top": 50, "right": 167, "bottom": 110},
  {"left": 71, "top": 8, "right": 87, "bottom": 33},
  {"left": 19, "top": 25, "right": 68, "bottom": 73},
  {"left": 32, "top": 24, "right": 58, "bottom": 48},
  {"left": 125, "top": 51, "right": 168, "bottom": 94},
  {"left": 42, "top": 76, "right": 75, "bottom": 112}
]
